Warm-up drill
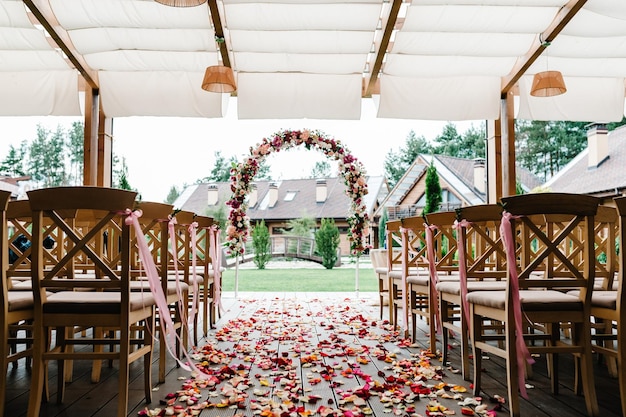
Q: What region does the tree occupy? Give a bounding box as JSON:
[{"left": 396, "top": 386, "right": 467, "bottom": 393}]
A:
[
  {"left": 205, "top": 204, "right": 227, "bottom": 242},
  {"left": 165, "top": 185, "right": 180, "bottom": 204},
  {"left": 116, "top": 157, "right": 134, "bottom": 192},
  {"left": 515, "top": 120, "right": 587, "bottom": 181},
  {"left": 310, "top": 160, "right": 331, "bottom": 178},
  {"left": 27, "top": 125, "right": 49, "bottom": 186},
  {"left": 315, "top": 218, "right": 340, "bottom": 269},
  {"left": 45, "top": 125, "right": 67, "bottom": 187},
  {"left": 0, "top": 143, "right": 26, "bottom": 176},
  {"left": 384, "top": 130, "right": 432, "bottom": 188},
  {"left": 378, "top": 208, "right": 388, "bottom": 249},
  {"left": 204, "top": 151, "right": 236, "bottom": 182},
  {"left": 251, "top": 220, "right": 272, "bottom": 269},
  {"left": 423, "top": 161, "right": 442, "bottom": 215},
  {"left": 67, "top": 121, "right": 84, "bottom": 185},
  {"left": 284, "top": 215, "right": 316, "bottom": 253},
  {"left": 432, "top": 122, "right": 462, "bottom": 156}
]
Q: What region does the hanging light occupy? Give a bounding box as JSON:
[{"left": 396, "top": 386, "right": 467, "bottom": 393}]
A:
[
  {"left": 154, "top": 0, "right": 207, "bottom": 6},
  {"left": 530, "top": 70, "right": 567, "bottom": 97},
  {"left": 201, "top": 65, "right": 236, "bottom": 93},
  {"left": 530, "top": 36, "right": 566, "bottom": 97}
]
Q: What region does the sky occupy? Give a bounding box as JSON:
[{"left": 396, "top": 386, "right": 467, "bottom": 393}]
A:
[{"left": 1, "top": 98, "right": 479, "bottom": 203}]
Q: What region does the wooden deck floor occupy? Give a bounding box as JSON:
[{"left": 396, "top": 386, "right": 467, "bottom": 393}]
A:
[{"left": 4, "top": 292, "right": 624, "bottom": 417}]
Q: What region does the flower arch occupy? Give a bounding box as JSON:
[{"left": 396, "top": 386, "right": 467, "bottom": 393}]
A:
[{"left": 226, "top": 129, "right": 370, "bottom": 256}]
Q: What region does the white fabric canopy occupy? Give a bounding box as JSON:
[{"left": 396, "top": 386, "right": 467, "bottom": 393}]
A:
[{"left": 1, "top": 0, "right": 626, "bottom": 121}]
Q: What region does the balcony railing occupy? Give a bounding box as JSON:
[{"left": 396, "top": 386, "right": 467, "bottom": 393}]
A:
[{"left": 387, "top": 203, "right": 463, "bottom": 220}]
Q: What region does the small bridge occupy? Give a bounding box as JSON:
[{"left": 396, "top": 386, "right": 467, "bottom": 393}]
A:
[{"left": 223, "top": 235, "right": 341, "bottom": 267}]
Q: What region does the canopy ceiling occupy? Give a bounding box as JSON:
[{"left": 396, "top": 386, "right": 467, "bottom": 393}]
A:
[{"left": 1, "top": 0, "right": 626, "bottom": 122}]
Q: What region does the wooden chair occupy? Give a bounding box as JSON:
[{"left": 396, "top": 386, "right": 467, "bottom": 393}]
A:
[
  {"left": 402, "top": 215, "right": 452, "bottom": 342},
  {"left": 436, "top": 204, "right": 507, "bottom": 380},
  {"left": 369, "top": 248, "right": 388, "bottom": 319},
  {"left": 127, "top": 201, "right": 187, "bottom": 384},
  {"left": 385, "top": 219, "right": 403, "bottom": 328},
  {"left": 26, "top": 186, "right": 156, "bottom": 417},
  {"left": 190, "top": 214, "right": 217, "bottom": 334},
  {"left": 0, "top": 191, "right": 36, "bottom": 416},
  {"left": 584, "top": 199, "right": 625, "bottom": 416},
  {"left": 467, "top": 192, "right": 601, "bottom": 417}
]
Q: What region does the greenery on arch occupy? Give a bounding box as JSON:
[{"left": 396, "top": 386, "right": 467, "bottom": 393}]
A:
[{"left": 226, "top": 129, "right": 370, "bottom": 256}]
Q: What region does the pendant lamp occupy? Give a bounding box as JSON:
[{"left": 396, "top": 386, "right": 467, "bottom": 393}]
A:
[
  {"left": 530, "top": 71, "right": 567, "bottom": 97},
  {"left": 530, "top": 37, "right": 566, "bottom": 97},
  {"left": 155, "top": 0, "right": 207, "bottom": 6},
  {"left": 201, "top": 65, "right": 236, "bottom": 93}
]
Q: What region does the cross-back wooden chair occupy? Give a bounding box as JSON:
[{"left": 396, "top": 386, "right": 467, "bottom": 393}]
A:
[
  {"left": 467, "top": 192, "right": 601, "bottom": 417},
  {"left": 192, "top": 214, "right": 217, "bottom": 334},
  {"left": 168, "top": 209, "right": 205, "bottom": 347},
  {"left": 385, "top": 219, "right": 403, "bottom": 327},
  {"left": 0, "top": 191, "right": 36, "bottom": 417},
  {"left": 582, "top": 199, "right": 624, "bottom": 416},
  {"left": 402, "top": 213, "right": 447, "bottom": 349},
  {"left": 435, "top": 204, "right": 507, "bottom": 380},
  {"left": 126, "top": 201, "right": 187, "bottom": 384},
  {"left": 369, "top": 247, "right": 388, "bottom": 319},
  {"left": 26, "top": 186, "right": 156, "bottom": 417}
]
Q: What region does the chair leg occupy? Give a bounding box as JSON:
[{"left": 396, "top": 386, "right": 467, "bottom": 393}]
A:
[
  {"left": 117, "top": 326, "right": 131, "bottom": 417},
  {"left": 470, "top": 305, "right": 483, "bottom": 396},
  {"left": 459, "top": 303, "right": 471, "bottom": 381},
  {"left": 26, "top": 323, "right": 46, "bottom": 417},
  {"left": 144, "top": 315, "right": 155, "bottom": 403},
  {"left": 574, "top": 322, "right": 600, "bottom": 416},
  {"left": 504, "top": 317, "right": 521, "bottom": 417},
  {"left": 91, "top": 327, "right": 104, "bottom": 383}
]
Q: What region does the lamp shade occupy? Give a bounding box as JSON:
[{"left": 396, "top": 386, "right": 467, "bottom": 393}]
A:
[
  {"left": 201, "top": 65, "right": 237, "bottom": 93},
  {"left": 530, "top": 70, "right": 567, "bottom": 97},
  {"left": 154, "top": 0, "right": 207, "bottom": 6}
]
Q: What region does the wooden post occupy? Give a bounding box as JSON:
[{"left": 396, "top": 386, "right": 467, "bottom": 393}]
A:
[{"left": 355, "top": 256, "right": 360, "bottom": 298}]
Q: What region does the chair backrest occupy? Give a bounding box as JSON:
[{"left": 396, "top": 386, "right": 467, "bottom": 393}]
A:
[
  {"left": 386, "top": 219, "right": 403, "bottom": 273},
  {"left": 500, "top": 193, "right": 601, "bottom": 297},
  {"left": 423, "top": 211, "right": 459, "bottom": 275},
  {"left": 592, "top": 205, "right": 618, "bottom": 290},
  {"left": 0, "top": 191, "right": 13, "bottom": 302},
  {"left": 397, "top": 215, "right": 429, "bottom": 274},
  {"left": 185, "top": 214, "right": 215, "bottom": 276},
  {"left": 613, "top": 197, "right": 626, "bottom": 310},
  {"left": 27, "top": 187, "right": 138, "bottom": 303},
  {"left": 456, "top": 204, "right": 507, "bottom": 280}
]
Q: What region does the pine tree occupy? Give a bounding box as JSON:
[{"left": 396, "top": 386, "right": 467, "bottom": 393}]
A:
[
  {"left": 252, "top": 220, "right": 271, "bottom": 269},
  {"left": 315, "top": 218, "right": 340, "bottom": 269},
  {"left": 423, "top": 161, "right": 442, "bottom": 215}
]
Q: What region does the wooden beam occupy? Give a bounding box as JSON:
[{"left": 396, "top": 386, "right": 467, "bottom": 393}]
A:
[
  {"left": 500, "top": 0, "right": 587, "bottom": 96},
  {"left": 23, "top": 0, "right": 99, "bottom": 90},
  {"left": 208, "top": 0, "right": 231, "bottom": 68},
  {"left": 364, "top": 0, "right": 402, "bottom": 98}
]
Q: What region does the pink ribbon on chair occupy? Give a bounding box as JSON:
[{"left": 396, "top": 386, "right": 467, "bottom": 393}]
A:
[
  {"left": 125, "top": 209, "right": 205, "bottom": 376},
  {"left": 209, "top": 225, "right": 223, "bottom": 314},
  {"left": 188, "top": 221, "right": 199, "bottom": 330},
  {"left": 499, "top": 211, "right": 535, "bottom": 399},
  {"left": 424, "top": 223, "right": 442, "bottom": 335},
  {"left": 453, "top": 219, "right": 471, "bottom": 325},
  {"left": 167, "top": 216, "right": 188, "bottom": 326},
  {"left": 400, "top": 227, "right": 410, "bottom": 333}
]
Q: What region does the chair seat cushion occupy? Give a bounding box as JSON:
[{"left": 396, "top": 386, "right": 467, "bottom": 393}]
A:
[
  {"left": 436, "top": 280, "right": 507, "bottom": 295},
  {"left": 132, "top": 280, "right": 190, "bottom": 295},
  {"left": 7, "top": 290, "right": 35, "bottom": 311},
  {"left": 407, "top": 274, "right": 461, "bottom": 286},
  {"left": 568, "top": 290, "right": 617, "bottom": 309},
  {"left": 44, "top": 291, "right": 156, "bottom": 314},
  {"left": 467, "top": 289, "right": 582, "bottom": 311},
  {"left": 375, "top": 267, "right": 388, "bottom": 274}
]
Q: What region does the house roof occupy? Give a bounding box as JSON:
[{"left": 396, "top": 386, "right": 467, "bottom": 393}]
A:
[
  {"left": 544, "top": 125, "right": 626, "bottom": 196},
  {"left": 175, "top": 176, "right": 387, "bottom": 221},
  {"left": 374, "top": 153, "right": 542, "bottom": 217},
  {"left": 3, "top": 1, "right": 626, "bottom": 122}
]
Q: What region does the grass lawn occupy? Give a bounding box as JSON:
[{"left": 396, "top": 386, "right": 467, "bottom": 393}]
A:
[{"left": 220, "top": 267, "right": 378, "bottom": 292}]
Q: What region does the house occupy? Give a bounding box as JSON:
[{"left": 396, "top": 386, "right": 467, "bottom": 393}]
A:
[
  {"left": 0, "top": 176, "right": 31, "bottom": 199},
  {"left": 371, "top": 154, "right": 541, "bottom": 247},
  {"left": 543, "top": 123, "right": 626, "bottom": 203},
  {"left": 174, "top": 176, "right": 389, "bottom": 256}
]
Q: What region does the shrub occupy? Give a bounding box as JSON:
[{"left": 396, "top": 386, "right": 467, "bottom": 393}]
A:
[
  {"left": 315, "top": 218, "right": 340, "bottom": 269},
  {"left": 251, "top": 220, "right": 271, "bottom": 269}
]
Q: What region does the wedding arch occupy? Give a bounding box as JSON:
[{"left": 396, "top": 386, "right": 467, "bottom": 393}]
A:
[{"left": 225, "top": 129, "right": 371, "bottom": 257}]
